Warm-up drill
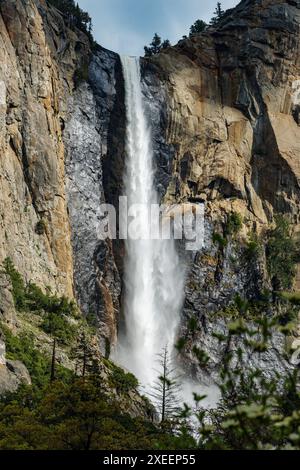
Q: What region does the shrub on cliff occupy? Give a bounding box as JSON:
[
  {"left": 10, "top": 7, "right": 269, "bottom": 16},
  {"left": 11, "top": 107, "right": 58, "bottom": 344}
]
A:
[
  {"left": 3, "top": 258, "right": 26, "bottom": 310},
  {"left": 225, "top": 212, "right": 243, "bottom": 237},
  {"left": 4, "top": 258, "right": 77, "bottom": 317},
  {"left": 41, "top": 312, "right": 77, "bottom": 345},
  {"left": 266, "top": 215, "right": 299, "bottom": 290},
  {"left": 3, "top": 259, "right": 78, "bottom": 345},
  {"left": 243, "top": 233, "right": 262, "bottom": 262},
  {"left": 104, "top": 360, "right": 139, "bottom": 394}
]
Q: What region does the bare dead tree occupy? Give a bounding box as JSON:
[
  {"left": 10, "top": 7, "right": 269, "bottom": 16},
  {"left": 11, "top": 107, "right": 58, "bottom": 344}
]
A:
[{"left": 148, "top": 346, "right": 182, "bottom": 424}]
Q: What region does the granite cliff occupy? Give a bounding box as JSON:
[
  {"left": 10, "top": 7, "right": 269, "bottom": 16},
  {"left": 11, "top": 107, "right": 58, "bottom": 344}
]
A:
[{"left": 0, "top": 0, "right": 300, "bottom": 387}]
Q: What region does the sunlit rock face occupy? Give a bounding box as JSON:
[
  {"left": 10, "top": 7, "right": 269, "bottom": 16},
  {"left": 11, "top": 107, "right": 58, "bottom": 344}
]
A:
[
  {"left": 0, "top": 0, "right": 76, "bottom": 296},
  {"left": 144, "top": 0, "right": 300, "bottom": 221},
  {"left": 0, "top": 0, "right": 123, "bottom": 350},
  {"left": 140, "top": 0, "right": 300, "bottom": 380}
]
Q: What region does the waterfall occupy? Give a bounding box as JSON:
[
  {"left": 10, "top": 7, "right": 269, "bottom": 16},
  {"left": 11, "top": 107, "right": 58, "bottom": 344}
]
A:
[{"left": 115, "top": 56, "right": 185, "bottom": 390}]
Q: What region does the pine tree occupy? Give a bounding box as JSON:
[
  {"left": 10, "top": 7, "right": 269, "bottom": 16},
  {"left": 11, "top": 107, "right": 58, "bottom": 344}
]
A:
[
  {"left": 148, "top": 347, "right": 182, "bottom": 423},
  {"left": 189, "top": 19, "right": 207, "bottom": 37},
  {"left": 144, "top": 33, "right": 161, "bottom": 57},
  {"left": 210, "top": 2, "right": 225, "bottom": 26},
  {"left": 144, "top": 34, "right": 171, "bottom": 57},
  {"left": 161, "top": 39, "right": 171, "bottom": 50}
]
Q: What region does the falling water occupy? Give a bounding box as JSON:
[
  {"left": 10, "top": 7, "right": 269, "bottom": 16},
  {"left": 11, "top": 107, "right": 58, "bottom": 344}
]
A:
[{"left": 115, "top": 56, "right": 185, "bottom": 390}]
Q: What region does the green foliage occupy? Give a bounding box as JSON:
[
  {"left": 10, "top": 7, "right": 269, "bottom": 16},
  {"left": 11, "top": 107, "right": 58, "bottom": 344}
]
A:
[
  {"left": 4, "top": 258, "right": 77, "bottom": 315},
  {"left": 4, "top": 259, "right": 78, "bottom": 344},
  {"left": 175, "top": 299, "right": 300, "bottom": 450},
  {"left": 188, "top": 316, "right": 198, "bottom": 334},
  {"left": 217, "top": 293, "right": 265, "bottom": 321},
  {"left": 71, "top": 332, "right": 98, "bottom": 377},
  {"left": 86, "top": 311, "right": 98, "bottom": 330},
  {"left": 74, "top": 60, "right": 90, "bottom": 86},
  {"left": 212, "top": 232, "right": 227, "bottom": 249},
  {"left": 0, "top": 376, "right": 167, "bottom": 450},
  {"left": 244, "top": 233, "right": 262, "bottom": 261},
  {"left": 210, "top": 2, "right": 225, "bottom": 26},
  {"left": 234, "top": 294, "right": 249, "bottom": 315},
  {"left": 266, "top": 215, "right": 298, "bottom": 290},
  {"left": 175, "top": 336, "right": 187, "bottom": 353},
  {"left": 41, "top": 313, "right": 76, "bottom": 345},
  {"left": 274, "top": 292, "right": 300, "bottom": 326},
  {"left": 211, "top": 213, "right": 243, "bottom": 252},
  {"left": 278, "top": 291, "right": 300, "bottom": 305},
  {"left": 3, "top": 258, "right": 26, "bottom": 310},
  {"left": 144, "top": 33, "right": 171, "bottom": 57},
  {"left": 0, "top": 324, "right": 73, "bottom": 389},
  {"left": 189, "top": 19, "right": 207, "bottom": 37},
  {"left": 192, "top": 346, "right": 209, "bottom": 368},
  {"left": 225, "top": 212, "right": 243, "bottom": 237},
  {"left": 105, "top": 361, "right": 139, "bottom": 394},
  {"left": 212, "top": 212, "right": 242, "bottom": 248}
]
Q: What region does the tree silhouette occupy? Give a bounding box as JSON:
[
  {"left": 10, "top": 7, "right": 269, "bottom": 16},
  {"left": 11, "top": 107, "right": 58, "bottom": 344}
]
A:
[
  {"left": 144, "top": 34, "right": 171, "bottom": 57},
  {"left": 189, "top": 19, "right": 207, "bottom": 37},
  {"left": 149, "top": 347, "right": 182, "bottom": 423},
  {"left": 210, "top": 2, "right": 225, "bottom": 26}
]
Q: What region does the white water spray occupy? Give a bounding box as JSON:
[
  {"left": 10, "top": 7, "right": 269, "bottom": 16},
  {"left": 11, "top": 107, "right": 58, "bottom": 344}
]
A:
[{"left": 115, "top": 56, "right": 185, "bottom": 390}]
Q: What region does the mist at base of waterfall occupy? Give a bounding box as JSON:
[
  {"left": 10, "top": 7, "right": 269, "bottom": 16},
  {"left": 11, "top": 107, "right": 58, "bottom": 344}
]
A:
[{"left": 181, "top": 380, "right": 221, "bottom": 409}]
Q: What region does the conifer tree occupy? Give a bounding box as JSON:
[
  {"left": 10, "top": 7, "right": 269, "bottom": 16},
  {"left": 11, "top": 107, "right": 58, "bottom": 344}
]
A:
[
  {"left": 161, "top": 39, "right": 171, "bottom": 49},
  {"left": 144, "top": 34, "right": 171, "bottom": 57},
  {"left": 189, "top": 19, "right": 207, "bottom": 37},
  {"left": 210, "top": 2, "right": 225, "bottom": 26},
  {"left": 149, "top": 347, "right": 182, "bottom": 423}
]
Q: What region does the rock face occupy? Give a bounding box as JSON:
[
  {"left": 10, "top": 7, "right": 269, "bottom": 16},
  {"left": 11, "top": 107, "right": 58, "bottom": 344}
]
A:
[
  {"left": 64, "top": 49, "right": 124, "bottom": 346},
  {"left": 0, "top": 0, "right": 123, "bottom": 348},
  {"left": 0, "top": 337, "right": 31, "bottom": 394},
  {"left": 145, "top": 0, "right": 300, "bottom": 220},
  {"left": 1, "top": 0, "right": 300, "bottom": 382},
  {"left": 138, "top": 0, "right": 300, "bottom": 379},
  {"left": 0, "top": 273, "right": 17, "bottom": 326},
  {"left": 0, "top": 361, "right": 31, "bottom": 395},
  {"left": 0, "top": 0, "right": 77, "bottom": 295}
]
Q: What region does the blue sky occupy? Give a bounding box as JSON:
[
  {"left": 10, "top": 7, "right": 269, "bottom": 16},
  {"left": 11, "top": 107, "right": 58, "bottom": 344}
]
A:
[{"left": 77, "top": 0, "right": 240, "bottom": 56}]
